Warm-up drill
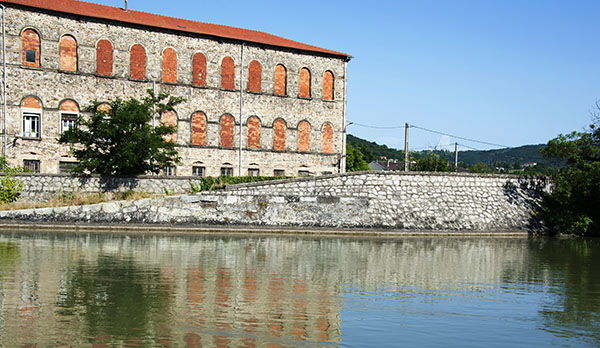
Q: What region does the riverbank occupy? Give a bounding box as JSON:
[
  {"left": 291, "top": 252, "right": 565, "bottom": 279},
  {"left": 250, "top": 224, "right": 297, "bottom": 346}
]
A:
[{"left": 0, "top": 172, "right": 550, "bottom": 234}]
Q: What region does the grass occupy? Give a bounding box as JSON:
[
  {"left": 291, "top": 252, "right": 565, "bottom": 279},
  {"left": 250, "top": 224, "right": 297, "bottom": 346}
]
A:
[{"left": 0, "top": 190, "right": 163, "bottom": 211}]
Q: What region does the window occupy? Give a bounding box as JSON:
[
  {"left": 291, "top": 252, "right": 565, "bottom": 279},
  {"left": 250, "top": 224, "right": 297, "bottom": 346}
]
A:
[
  {"left": 192, "top": 166, "right": 205, "bottom": 177},
  {"left": 247, "top": 116, "right": 261, "bottom": 149},
  {"left": 96, "top": 39, "right": 113, "bottom": 76},
  {"left": 221, "top": 56, "right": 235, "bottom": 89},
  {"left": 274, "top": 169, "right": 285, "bottom": 177},
  {"left": 21, "top": 29, "right": 40, "bottom": 67},
  {"left": 59, "top": 161, "right": 77, "bottom": 174},
  {"left": 24, "top": 159, "right": 40, "bottom": 173},
  {"left": 322, "top": 123, "right": 333, "bottom": 153},
  {"left": 274, "top": 64, "right": 286, "bottom": 95},
  {"left": 248, "top": 60, "right": 262, "bottom": 93},
  {"left": 130, "top": 44, "right": 146, "bottom": 80},
  {"left": 323, "top": 70, "right": 334, "bottom": 100},
  {"left": 298, "top": 170, "right": 310, "bottom": 177},
  {"left": 322, "top": 171, "right": 333, "bottom": 175},
  {"left": 298, "top": 120, "right": 311, "bottom": 152},
  {"left": 163, "top": 166, "right": 176, "bottom": 176},
  {"left": 161, "top": 110, "right": 177, "bottom": 143},
  {"left": 191, "top": 111, "right": 207, "bottom": 146},
  {"left": 221, "top": 167, "right": 233, "bottom": 176},
  {"left": 220, "top": 114, "right": 234, "bottom": 148},
  {"left": 192, "top": 52, "right": 207, "bottom": 87},
  {"left": 60, "top": 35, "right": 77, "bottom": 72},
  {"left": 299, "top": 68, "right": 311, "bottom": 98},
  {"left": 61, "top": 113, "right": 76, "bottom": 133},
  {"left": 23, "top": 113, "right": 40, "bottom": 138},
  {"left": 248, "top": 168, "right": 260, "bottom": 177},
  {"left": 273, "top": 119, "right": 286, "bottom": 151},
  {"left": 162, "top": 48, "right": 177, "bottom": 83}
]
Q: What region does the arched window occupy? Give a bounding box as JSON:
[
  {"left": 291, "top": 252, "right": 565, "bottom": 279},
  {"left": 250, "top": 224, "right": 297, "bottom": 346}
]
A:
[
  {"left": 22, "top": 29, "right": 40, "bottom": 67},
  {"left": 323, "top": 71, "right": 334, "bottom": 101},
  {"left": 162, "top": 48, "right": 177, "bottom": 83},
  {"left": 59, "top": 99, "right": 79, "bottom": 134},
  {"left": 273, "top": 119, "right": 286, "bottom": 151},
  {"left": 192, "top": 52, "right": 207, "bottom": 87},
  {"left": 59, "top": 35, "right": 77, "bottom": 72},
  {"left": 221, "top": 56, "right": 235, "bottom": 90},
  {"left": 299, "top": 68, "right": 311, "bottom": 98},
  {"left": 298, "top": 120, "right": 310, "bottom": 152},
  {"left": 248, "top": 60, "right": 262, "bottom": 93},
  {"left": 322, "top": 123, "right": 333, "bottom": 153},
  {"left": 247, "top": 116, "right": 261, "bottom": 149},
  {"left": 191, "top": 111, "right": 207, "bottom": 146},
  {"left": 21, "top": 96, "right": 42, "bottom": 138},
  {"left": 274, "top": 64, "right": 286, "bottom": 95},
  {"left": 130, "top": 44, "right": 146, "bottom": 80},
  {"left": 220, "top": 114, "right": 234, "bottom": 147},
  {"left": 96, "top": 39, "right": 113, "bottom": 76},
  {"left": 97, "top": 103, "right": 111, "bottom": 112},
  {"left": 161, "top": 110, "right": 177, "bottom": 143}
]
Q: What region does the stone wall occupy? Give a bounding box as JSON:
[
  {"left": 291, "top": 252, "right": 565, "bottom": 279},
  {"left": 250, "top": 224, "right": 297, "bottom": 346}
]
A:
[
  {"left": 2, "top": 172, "right": 550, "bottom": 232},
  {"left": 2, "top": 3, "right": 346, "bottom": 177}
]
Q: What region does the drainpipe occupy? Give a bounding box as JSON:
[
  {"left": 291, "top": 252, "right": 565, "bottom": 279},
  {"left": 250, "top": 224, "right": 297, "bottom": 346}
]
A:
[
  {"left": 152, "top": 80, "right": 156, "bottom": 127},
  {"left": 340, "top": 59, "right": 348, "bottom": 173},
  {"left": 1, "top": 5, "right": 6, "bottom": 158},
  {"left": 238, "top": 43, "right": 244, "bottom": 176}
]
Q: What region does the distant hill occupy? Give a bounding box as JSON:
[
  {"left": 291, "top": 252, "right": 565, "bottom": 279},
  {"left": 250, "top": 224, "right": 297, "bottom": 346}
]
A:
[{"left": 347, "top": 134, "right": 563, "bottom": 168}]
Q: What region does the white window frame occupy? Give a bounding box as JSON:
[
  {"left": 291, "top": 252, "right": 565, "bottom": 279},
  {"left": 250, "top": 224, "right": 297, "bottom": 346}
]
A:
[
  {"left": 60, "top": 112, "right": 77, "bottom": 133},
  {"left": 22, "top": 107, "right": 41, "bottom": 138},
  {"left": 220, "top": 167, "right": 233, "bottom": 176},
  {"left": 248, "top": 168, "right": 260, "bottom": 177},
  {"left": 192, "top": 166, "right": 205, "bottom": 177}
]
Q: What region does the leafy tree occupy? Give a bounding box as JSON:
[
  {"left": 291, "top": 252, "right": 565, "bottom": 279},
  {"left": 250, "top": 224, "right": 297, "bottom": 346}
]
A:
[
  {"left": 410, "top": 151, "right": 450, "bottom": 172},
  {"left": 470, "top": 162, "right": 493, "bottom": 173},
  {"left": 346, "top": 144, "right": 369, "bottom": 172},
  {"left": 0, "top": 156, "right": 24, "bottom": 203},
  {"left": 539, "top": 119, "right": 600, "bottom": 236},
  {"left": 58, "top": 90, "right": 184, "bottom": 175}
]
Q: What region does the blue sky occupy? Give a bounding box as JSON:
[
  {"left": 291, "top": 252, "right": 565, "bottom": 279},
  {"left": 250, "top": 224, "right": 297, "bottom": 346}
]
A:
[{"left": 92, "top": 0, "right": 600, "bottom": 152}]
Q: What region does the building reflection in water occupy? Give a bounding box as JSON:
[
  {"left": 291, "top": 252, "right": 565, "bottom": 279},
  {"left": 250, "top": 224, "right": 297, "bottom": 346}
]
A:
[{"left": 0, "top": 233, "right": 597, "bottom": 347}]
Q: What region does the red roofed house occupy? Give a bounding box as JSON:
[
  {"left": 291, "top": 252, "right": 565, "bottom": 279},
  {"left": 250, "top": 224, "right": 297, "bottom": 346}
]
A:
[{"left": 0, "top": 0, "right": 351, "bottom": 176}]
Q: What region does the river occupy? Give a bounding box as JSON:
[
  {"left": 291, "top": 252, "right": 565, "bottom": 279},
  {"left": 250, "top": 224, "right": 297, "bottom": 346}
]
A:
[{"left": 0, "top": 231, "right": 598, "bottom": 347}]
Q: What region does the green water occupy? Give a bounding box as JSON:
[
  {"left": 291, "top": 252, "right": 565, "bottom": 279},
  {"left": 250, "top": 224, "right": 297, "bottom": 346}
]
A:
[{"left": 0, "top": 232, "right": 598, "bottom": 347}]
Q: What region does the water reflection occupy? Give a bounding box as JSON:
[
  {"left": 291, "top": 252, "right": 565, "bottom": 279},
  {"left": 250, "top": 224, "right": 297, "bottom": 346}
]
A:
[{"left": 0, "top": 232, "right": 597, "bottom": 347}]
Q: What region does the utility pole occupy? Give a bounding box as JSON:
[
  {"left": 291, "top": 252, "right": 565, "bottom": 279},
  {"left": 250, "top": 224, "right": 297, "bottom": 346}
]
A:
[
  {"left": 454, "top": 142, "right": 458, "bottom": 172},
  {"left": 404, "top": 123, "right": 409, "bottom": 172}
]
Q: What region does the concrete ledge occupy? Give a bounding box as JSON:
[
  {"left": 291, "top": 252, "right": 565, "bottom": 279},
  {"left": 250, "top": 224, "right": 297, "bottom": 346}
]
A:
[{"left": 0, "top": 222, "right": 530, "bottom": 238}]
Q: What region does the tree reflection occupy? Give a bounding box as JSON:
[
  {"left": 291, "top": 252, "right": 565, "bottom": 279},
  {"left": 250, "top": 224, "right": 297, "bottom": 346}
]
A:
[
  {"left": 530, "top": 238, "right": 600, "bottom": 345},
  {"left": 56, "top": 254, "right": 174, "bottom": 345}
]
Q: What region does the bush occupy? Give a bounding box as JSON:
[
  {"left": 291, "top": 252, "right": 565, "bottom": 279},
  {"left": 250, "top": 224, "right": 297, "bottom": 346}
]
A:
[
  {"left": 0, "top": 167, "right": 24, "bottom": 204},
  {"left": 190, "top": 176, "right": 286, "bottom": 192}
]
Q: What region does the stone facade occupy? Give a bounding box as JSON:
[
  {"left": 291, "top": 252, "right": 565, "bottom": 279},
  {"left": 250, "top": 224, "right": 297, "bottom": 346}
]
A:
[
  {"left": 2, "top": 172, "right": 551, "bottom": 232},
  {"left": 0, "top": 1, "right": 349, "bottom": 177}
]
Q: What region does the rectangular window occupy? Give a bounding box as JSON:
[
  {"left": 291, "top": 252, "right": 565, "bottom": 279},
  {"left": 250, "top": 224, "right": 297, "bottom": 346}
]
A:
[
  {"left": 192, "top": 166, "right": 205, "bottom": 177},
  {"left": 322, "top": 171, "right": 333, "bottom": 175},
  {"left": 25, "top": 49, "right": 36, "bottom": 63},
  {"left": 298, "top": 170, "right": 310, "bottom": 177},
  {"left": 24, "top": 159, "right": 40, "bottom": 173},
  {"left": 61, "top": 113, "right": 77, "bottom": 133},
  {"left": 23, "top": 113, "right": 40, "bottom": 138},
  {"left": 274, "top": 169, "right": 285, "bottom": 177},
  {"left": 220, "top": 167, "right": 233, "bottom": 176},
  {"left": 248, "top": 168, "right": 260, "bottom": 177},
  {"left": 59, "top": 161, "right": 78, "bottom": 174},
  {"left": 164, "top": 166, "right": 176, "bottom": 176}
]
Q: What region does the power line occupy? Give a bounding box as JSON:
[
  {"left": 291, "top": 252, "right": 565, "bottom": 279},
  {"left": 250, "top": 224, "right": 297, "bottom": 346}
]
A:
[
  {"left": 350, "top": 121, "right": 405, "bottom": 129},
  {"left": 410, "top": 124, "right": 510, "bottom": 148}
]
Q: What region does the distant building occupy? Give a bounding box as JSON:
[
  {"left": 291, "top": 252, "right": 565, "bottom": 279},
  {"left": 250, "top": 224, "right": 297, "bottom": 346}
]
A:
[{"left": 0, "top": 0, "right": 351, "bottom": 176}]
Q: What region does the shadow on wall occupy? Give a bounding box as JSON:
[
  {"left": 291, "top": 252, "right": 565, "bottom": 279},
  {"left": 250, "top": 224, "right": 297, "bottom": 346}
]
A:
[
  {"left": 77, "top": 175, "right": 140, "bottom": 193},
  {"left": 503, "top": 176, "right": 551, "bottom": 233}
]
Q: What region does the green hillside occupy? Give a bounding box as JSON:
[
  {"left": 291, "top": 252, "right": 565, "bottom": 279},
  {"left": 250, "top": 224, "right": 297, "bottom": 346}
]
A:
[{"left": 347, "top": 134, "right": 563, "bottom": 168}]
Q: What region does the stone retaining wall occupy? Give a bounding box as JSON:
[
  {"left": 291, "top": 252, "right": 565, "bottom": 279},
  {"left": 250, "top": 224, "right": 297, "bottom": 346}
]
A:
[{"left": 1, "top": 172, "right": 550, "bottom": 232}]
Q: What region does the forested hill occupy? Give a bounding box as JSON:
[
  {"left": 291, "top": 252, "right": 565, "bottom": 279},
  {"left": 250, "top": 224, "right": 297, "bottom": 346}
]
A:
[{"left": 347, "top": 134, "right": 562, "bottom": 168}]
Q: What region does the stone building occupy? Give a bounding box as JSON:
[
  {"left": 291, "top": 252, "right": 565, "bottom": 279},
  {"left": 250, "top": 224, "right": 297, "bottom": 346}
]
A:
[{"left": 0, "top": 0, "right": 351, "bottom": 176}]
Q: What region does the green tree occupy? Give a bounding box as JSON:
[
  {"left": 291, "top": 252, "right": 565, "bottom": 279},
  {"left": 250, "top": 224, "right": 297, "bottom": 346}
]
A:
[
  {"left": 58, "top": 91, "right": 184, "bottom": 175},
  {"left": 0, "top": 156, "right": 24, "bottom": 203},
  {"left": 411, "top": 152, "right": 450, "bottom": 172},
  {"left": 346, "top": 144, "right": 369, "bottom": 172},
  {"left": 470, "top": 162, "right": 493, "bottom": 173},
  {"left": 539, "top": 119, "right": 600, "bottom": 236}
]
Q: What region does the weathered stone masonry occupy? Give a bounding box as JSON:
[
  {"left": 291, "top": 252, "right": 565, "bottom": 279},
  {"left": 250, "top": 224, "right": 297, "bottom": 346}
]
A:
[
  {"left": 1, "top": 172, "right": 551, "bottom": 232},
  {"left": 0, "top": 0, "right": 351, "bottom": 177}
]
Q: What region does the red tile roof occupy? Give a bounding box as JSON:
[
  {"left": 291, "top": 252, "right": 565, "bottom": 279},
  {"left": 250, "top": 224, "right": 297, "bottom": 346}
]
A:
[{"left": 1, "top": 0, "right": 351, "bottom": 58}]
